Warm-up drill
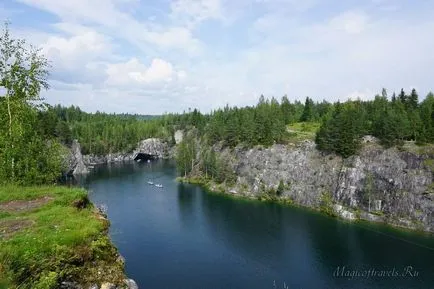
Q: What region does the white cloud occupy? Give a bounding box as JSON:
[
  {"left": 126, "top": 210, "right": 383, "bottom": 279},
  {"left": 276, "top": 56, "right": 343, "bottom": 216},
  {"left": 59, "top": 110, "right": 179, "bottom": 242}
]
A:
[
  {"left": 170, "top": 0, "right": 224, "bottom": 27},
  {"left": 329, "top": 10, "right": 369, "bottom": 34},
  {"left": 8, "top": 0, "right": 434, "bottom": 114},
  {"left": 255, "top": 0, "right": 317, "bottom": 13},
  {"left": 144, "top": 27, "right": 202, "bottom": 53},
  {"left": 17, "top": 0, "right": 202, "bottom": 53},
  {"left": 106, "top": 58, "right": 180, "bottom": 86},
  {"left": 42, "top": 31, "right": 110, "bottom": 67}
]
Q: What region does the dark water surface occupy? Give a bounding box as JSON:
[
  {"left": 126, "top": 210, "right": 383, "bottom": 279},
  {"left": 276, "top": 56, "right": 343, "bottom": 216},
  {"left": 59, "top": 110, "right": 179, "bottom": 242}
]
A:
[{"left": 75, "top": 161, "right": 434, "bottom": 289}]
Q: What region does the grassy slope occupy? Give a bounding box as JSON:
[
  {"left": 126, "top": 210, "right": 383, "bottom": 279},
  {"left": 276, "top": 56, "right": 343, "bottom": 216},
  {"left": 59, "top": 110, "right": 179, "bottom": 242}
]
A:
[
  {"left": 286, "top": 122, "right": 320, "bottom": 143},
  {"left": 0, "top": 186, "right": 125, "bottom": 289}
]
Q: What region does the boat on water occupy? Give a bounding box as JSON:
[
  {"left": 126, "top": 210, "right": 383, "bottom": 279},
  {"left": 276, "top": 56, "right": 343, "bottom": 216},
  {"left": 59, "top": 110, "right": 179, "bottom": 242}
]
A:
[
  {"left": 147, "top": 181, "right": 154, "bottom": 185},
  {"left": 155, "top": 184, "right": 163, "bottom": 188}
]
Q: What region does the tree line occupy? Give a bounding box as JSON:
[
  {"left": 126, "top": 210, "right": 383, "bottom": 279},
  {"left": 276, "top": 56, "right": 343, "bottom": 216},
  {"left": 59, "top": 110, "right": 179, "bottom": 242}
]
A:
[
  {"left": 175, "top": 89, "right": 433, "bottom": 182},
  {"left": 45, "top": 88, "right": 433, "bottom": 160},
  {"left": 38, "top": 105, "right": 173, "bottom": 155},
  {"left": 316, "top": 89, "right": 434, "bottom": 157}
]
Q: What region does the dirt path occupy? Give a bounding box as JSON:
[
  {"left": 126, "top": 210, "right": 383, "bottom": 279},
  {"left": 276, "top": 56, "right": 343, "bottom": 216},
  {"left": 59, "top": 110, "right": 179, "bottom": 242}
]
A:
[
  {"left": 0, "top": 219, "right": 35, "bottom": 239},
  {"left": 0, "top": 196, "right": 54, "bottom": 213}
]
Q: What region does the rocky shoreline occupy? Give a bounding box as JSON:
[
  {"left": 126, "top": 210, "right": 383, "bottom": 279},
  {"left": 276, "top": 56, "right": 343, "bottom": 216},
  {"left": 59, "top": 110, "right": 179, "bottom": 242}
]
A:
[{"left": 191, "top": 139, "right": 433, "bottom": 233}]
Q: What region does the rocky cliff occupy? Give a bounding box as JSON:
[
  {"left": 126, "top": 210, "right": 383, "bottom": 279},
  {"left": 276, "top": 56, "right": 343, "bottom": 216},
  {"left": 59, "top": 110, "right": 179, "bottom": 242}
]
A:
[
  {"left": 209, "top": 140, "right": 434, "bottom": 233},
  {"left": 68, "top": 138, "right": 170, "bottom": 173},
  {"left": 133, "top": 138, "right": 170, "bottom": 159},
  {"left": 67, "top": 140, "right": 90, "bottom": 175}
]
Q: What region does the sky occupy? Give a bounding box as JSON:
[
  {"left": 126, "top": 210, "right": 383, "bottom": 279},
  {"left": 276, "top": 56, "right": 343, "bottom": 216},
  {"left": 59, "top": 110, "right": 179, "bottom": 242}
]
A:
[{"left": 1, "top": 0, "right": 434, "bottom": 114}]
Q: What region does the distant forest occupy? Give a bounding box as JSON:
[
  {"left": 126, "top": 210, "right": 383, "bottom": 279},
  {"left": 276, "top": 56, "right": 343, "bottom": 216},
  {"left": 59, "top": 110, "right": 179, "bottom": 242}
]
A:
[{"left": 41, "top": 88, "right": 434, "bottom": 159}]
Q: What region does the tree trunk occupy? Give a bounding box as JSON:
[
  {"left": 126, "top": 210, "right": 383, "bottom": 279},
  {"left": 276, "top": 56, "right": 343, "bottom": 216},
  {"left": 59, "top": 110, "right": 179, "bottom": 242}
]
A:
[
  {"left": 6, "top": 93, "right": 15, "bottom": 180},
  {"left": 368, "top": 196, "right": 371, "bottom": 212}
]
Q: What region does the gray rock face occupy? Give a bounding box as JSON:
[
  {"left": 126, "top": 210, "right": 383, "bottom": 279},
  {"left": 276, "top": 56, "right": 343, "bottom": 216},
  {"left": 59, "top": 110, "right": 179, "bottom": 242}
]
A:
[
  {"left": 174, "top": 130, "right": 184, "bottom": 144},
  {"left": 75, "top": 138, "right": 169, "bottom": 167},
  {"left": 133, "top": 138, "right": 169, "bottom": 159},
  {"left": 124, "top": 279, "right": 139, "bottom": 289},
  {"left": 222, "top": 141, "right": 433, "bottom": 232},
  {"left": 83, "top": 153, "right": 134, "bottom": 165},
  {"left": 60, "top": 281, "right": 82, "bottom": 289},
  {"left": 333, "top": 204, "right": 356, "bottom": 221},
  {"left": 60, "top": 279, "right": 139, "bottom": 289},
  {"left": 233, "top": 141, "right": 340, "bottom": 208},
  {"left": 69, "top": 140, "right": 89, "bottom": 175}
]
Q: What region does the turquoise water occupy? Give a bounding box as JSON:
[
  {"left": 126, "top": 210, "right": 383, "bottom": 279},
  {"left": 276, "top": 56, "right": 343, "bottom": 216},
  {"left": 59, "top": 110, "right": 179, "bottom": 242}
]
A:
[{"left": 75, "top": 160, "right": 434, "bottom": 289}]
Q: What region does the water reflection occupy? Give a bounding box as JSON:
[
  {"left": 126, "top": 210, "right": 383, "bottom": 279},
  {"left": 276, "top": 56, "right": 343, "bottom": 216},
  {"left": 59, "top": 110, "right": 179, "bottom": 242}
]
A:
[{"left": 177, "top": 183, "right": 196, "bottom": 228}]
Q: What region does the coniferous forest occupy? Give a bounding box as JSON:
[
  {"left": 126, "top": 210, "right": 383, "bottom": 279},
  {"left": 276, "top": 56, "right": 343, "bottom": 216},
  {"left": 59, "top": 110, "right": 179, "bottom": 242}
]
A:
[{"left": 42, "top": 89, "right": 434, "bottom": 156}]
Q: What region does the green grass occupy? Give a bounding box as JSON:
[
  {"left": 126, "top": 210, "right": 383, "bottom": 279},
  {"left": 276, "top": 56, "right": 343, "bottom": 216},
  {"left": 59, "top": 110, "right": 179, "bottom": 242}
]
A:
[
  {"left": 400, "top": 142, "right": 434, "bottom": 156},
  {"left": 0, "top": 186, "right": 125, "bottom": 289},
  {"left": 285, "top": 122, "right": 320, "bottom": 143},
  {"left": 423, "top": 158, "right": 434, "bottom": 172}
]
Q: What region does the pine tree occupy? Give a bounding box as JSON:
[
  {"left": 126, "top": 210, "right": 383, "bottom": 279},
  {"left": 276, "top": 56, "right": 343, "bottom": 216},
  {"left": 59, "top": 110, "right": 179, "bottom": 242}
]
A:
[
  {"left": 381, "top": 88, "right": 388, "bottom": 99},
  {"left": 408, "top": 88, "right": 419, "bottom": 110},
  {"left": 399, "top": 88, "right": 407, "bottom": 104},
  {"left": 300, "top": 97, "right": 314, "bottom": 122},
  {"left": 315, "top": 102, "right": 362, "bottom": 157},
  {"left": 281, "top": 95, "right": 294, "bottom": 124},
  {"left": 419, "top": 92, "right": 434, "bottom": 142}
]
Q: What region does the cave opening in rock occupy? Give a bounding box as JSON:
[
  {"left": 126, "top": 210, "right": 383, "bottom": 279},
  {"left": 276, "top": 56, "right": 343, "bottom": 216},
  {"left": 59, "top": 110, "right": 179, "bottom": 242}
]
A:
[{"left": 134, "top": 153, "right": 157, "bottom": 162}]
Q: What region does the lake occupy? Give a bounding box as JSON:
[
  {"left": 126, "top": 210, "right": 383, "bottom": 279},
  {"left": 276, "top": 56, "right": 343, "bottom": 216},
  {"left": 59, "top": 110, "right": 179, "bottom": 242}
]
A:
[{"left": 73, "top": 160, "right": 434, "bottom": 289}]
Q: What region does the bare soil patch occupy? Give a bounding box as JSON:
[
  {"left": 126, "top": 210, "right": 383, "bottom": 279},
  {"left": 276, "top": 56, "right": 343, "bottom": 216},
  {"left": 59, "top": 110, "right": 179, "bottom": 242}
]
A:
[
  {"left": 0, "top": 196, "right": 54, "bottom": 213},
  {"left": 0, "top": 219, "right": 35, "bottom": 239}
]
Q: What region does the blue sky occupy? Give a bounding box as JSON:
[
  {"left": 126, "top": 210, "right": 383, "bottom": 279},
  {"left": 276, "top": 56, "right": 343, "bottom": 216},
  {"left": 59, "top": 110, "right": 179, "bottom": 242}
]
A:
[{"left": 1, "top": 0, "right": 434, "bottom": 114}]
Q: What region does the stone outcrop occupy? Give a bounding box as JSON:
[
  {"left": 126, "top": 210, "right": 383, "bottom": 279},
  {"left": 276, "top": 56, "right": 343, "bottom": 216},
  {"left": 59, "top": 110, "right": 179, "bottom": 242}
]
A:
[
  {"left": 214, "top": 141, "right": 434, "bottom": 232},
  {"left": 60, "top": 279, "right": 138, "bottom": 289},
  {"left": 174, "top": 130, "right": 184, "bottom": 144},
  {"left": 68, "top": 138, "right": 170, "bottom": 173},
  {"left": 124, "top": 279, "right": 139, "bottom": 289},
  {"left": 133, "top": 138, "right": 169, "bottom": 159},
  {"left": 83, "top": 153, "right": 135, "bottom": 165},
  {"left": 68, "top": 140, "right": 90, "bottom": 175}
]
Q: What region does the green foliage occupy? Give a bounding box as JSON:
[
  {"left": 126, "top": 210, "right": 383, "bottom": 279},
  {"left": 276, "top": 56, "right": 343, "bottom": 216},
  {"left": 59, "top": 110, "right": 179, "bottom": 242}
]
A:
[
  {"left": 418, "top": 92, "right": 434, "bottom": 143},
  {"left": 34, "top": 271, "right": 58, "bottom": 289},
  {"left": 300, "top": 97, "right": 314, "bottom": 122},
  {"left": 423, "top": 159, "right": 434, "bottom": 172},
  {"left": 176, "top": 139, "right": 237, "bottom": 184},
  {"left": 320, "top": 191, "right": 335, "bottom": 216},
  {"left": 213, "top": 153, "right": 237, "bottom": 184},
  {"left": 316, "top": 102, "right": 364, "bottom": 157},
  {"left": 200, "top": 147, "right": 218, "bottom": 179},
  {"left": 0, "top": 23, "right": 64, "bottom": 185},
  {"left": 286, "top": 122, "right": 320, "bottom": 143},
  {"left": 374, "top": 104, "right": 407, "bottom": 147},
  {"left": 176, "top": 133, "right": 197, "bottom": 177},
  {"left": 0, "top": 186, "right": 125, "bottom": 289},
  {"left": 315, "top": 88, "right": 434, "bottom": 157},
  {"left": 205, "top": 97, "right": 287, "bottom": 148},
  {"left": 276, "top": 180, "right": 285, "bottom": 196},
  {"left": 37, "top": 104, "right": 208, "bottom": 155}
]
